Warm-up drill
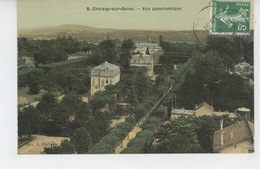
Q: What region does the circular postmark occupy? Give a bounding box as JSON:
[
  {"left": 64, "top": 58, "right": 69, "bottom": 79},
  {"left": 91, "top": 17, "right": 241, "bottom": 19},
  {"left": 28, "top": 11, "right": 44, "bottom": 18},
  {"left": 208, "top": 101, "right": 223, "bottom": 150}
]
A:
[{"left": 193, "top": 0, "right": 251, "bottom": 45}]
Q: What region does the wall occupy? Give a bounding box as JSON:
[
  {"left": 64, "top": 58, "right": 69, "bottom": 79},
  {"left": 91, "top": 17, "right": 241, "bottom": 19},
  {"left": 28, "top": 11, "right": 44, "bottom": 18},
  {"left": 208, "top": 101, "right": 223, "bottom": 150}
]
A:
[
  {"left": 91, "top": 74, "right": 120, "bottom": 96},
  {"left": 220, "top": 140, "right": 253, "bottom": 153},
  {"left": 195, "top": 107, "right": 213, "bottom": 117}
]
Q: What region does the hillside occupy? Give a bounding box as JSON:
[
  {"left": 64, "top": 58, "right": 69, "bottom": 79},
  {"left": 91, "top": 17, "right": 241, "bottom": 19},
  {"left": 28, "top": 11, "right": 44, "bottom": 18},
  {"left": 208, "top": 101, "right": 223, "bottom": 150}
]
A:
[{"left": 18, "top": 24, "right": 208, "bottom": 43}]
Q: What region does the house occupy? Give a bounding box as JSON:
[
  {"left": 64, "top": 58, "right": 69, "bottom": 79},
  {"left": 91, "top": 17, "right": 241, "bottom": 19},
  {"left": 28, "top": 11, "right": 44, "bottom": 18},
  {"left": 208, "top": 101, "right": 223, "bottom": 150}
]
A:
[
  {"left": 171, "top": 108, "right": 194, "bottom": 119},
  {"left": 195, "top": 101, "right": 237, "bottom": 118},
  {"left": 130, "top": 53, "right": 154, "bottom": 76},
  {"left": 90, "top": 61, "right": 120, "bottom": 96},
  {"left": 134, "top": 43, "right": 162, "bottom": 55},
  {"left": 67, "top": 51, "right": 91, "bottom": 60},
  {"left": 18, "top": 56, "right": 35, "bottom": 69},
  {"left": 194, "top": 102, "right": 214, "bottom": 117},
  {"left": 213, "top": 119, "right": 254, "bottom": 153}
]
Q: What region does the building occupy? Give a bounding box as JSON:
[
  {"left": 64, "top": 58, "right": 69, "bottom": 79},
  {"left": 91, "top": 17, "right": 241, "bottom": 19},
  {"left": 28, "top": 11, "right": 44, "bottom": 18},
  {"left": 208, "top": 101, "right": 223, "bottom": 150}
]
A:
[
  {"left": 18, "top": 56, "right": 35, "bottom": 69},
  {"left": 67, "top": 51, "right": 91, "bottom": 60},
  {"left": 171, "top": 108, "right": 195, "bottom": 119},
  {"left": 130, "top": 53, "right": 154, "bottom": 76},
  {"left": 213, "top": 119, "right": 254, "bottom": 153},
  {"left": 194, "top": 102, "right": 214, "bottom": 117},
  {"left": 134, "top": 43, "right": 162, "bottom": 55},
  {"left": 237, "top": 107, "right": 251, "bottom": 120},
  {"left": 194, "top": 102, "right": 237, "bottom": 118},
  {"left": 91, "top": 61, "right": 120, "bottom": 96}
]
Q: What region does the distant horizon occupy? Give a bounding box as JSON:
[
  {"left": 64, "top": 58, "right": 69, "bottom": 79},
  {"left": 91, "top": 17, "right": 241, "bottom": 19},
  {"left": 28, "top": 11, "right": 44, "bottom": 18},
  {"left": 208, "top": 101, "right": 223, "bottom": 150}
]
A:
[{"left": 17, "top": 23, "right": 209, "bottom": 32}]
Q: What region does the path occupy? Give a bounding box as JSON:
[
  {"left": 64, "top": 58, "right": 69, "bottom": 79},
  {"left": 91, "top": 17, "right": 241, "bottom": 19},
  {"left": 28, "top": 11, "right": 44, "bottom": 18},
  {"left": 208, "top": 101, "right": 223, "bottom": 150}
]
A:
[
  {"left": 114, "top": 126, "right": 142, "bottom": 154},
  {"left": 114, "top": 84, "right": 172, "bottom": 154},
  {"left": 110, "top": 115, "right": 128, "bottom": 128}
]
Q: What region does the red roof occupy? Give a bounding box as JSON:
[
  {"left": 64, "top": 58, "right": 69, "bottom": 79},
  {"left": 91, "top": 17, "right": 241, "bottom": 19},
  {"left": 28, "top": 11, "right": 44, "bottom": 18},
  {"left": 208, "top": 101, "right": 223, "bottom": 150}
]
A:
[{"left": 213, "top": 120, "right": 254, "bottom": 152}]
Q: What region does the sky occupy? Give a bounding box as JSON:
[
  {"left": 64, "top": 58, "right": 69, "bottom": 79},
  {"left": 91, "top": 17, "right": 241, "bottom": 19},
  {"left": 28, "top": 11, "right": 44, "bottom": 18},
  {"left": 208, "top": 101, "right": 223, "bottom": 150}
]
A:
[{"left": 18, "top": 0, "right": 213, "bottom": 30}]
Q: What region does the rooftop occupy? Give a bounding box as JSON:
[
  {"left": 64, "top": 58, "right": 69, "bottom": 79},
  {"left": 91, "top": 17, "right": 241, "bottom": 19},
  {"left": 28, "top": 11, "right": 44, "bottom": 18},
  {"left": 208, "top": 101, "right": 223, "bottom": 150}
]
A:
[
  {"left": 91, "top": 61, "right": 120, "bottom": 76},
  {"left": 213, "top": 120, "right": 254, "bottom": 152},
  {"left": 195, "top": 101, "right": 214, "bottom": 111},
  {"left": 172, "top": 108, "right": 195, "bottom": 115},
  {"left": 130, "top": 54, "right": 153, "bottom": 64},
  {"left": 135, "top": 43, "right": 161, "bottom": 48}
]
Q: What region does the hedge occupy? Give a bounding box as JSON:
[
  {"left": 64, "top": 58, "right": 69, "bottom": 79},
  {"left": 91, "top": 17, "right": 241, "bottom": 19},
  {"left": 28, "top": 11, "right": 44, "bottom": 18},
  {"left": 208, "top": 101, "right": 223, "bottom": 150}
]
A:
[
  {"left": 38, "top": 57, "right": 90, "bottom": 73},
  {"left": 88, "top": 120, "right": 135, "bottom": 154},
  {"left": 121, "top": 116, "right": 162, "bottom": 154}
]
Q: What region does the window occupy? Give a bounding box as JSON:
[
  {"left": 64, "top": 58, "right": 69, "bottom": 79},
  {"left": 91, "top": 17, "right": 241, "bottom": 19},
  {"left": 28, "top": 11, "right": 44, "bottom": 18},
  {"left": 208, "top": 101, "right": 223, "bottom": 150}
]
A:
[
  {"left": 106, "top": 79, "right": 108, "bottom": 84},
  {"left": 105, "top": 69, "right": 109, "bottom": 76},
  {"left": 101, "top": 79, "right": 104, "bottom": 86}
]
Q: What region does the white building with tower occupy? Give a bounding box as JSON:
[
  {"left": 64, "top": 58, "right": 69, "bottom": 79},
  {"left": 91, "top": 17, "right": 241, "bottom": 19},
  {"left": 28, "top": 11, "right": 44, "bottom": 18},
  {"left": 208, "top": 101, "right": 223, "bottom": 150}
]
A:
[
  {"left": 130, "top": 53, "right": 154, "bottom": 76},
  {"left": 134, "top": 43, "right": 162, "bottom": 55}
]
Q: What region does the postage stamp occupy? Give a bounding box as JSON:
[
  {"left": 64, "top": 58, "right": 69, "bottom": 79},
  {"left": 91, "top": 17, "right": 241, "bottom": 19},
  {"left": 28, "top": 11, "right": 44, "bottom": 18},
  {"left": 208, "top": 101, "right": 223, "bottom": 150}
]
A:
[{"left": 210, "top": 0, "right": 251, "bottom": 35}]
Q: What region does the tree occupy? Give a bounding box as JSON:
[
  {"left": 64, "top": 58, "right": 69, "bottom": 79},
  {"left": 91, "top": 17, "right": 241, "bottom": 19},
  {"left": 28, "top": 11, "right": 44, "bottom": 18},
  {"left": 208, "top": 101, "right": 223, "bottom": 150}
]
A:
[
  {"left": 60, "top": 93, "right": 82, "bottom": 114},
  {"left": 59, "top": 139, "right": 76, "bottom": 154},
  {"left": 42, "top": 139, "right": 76, "bottom": 154},
  {"left": 119, "top": 39, "right": 135, "bottom": 69},
  {"left": 71, "top": 127, "right": 92, "bottom": 154},
  {"left": 91, "top": 40, "right": 119, "bottom": 65},
  {"left": 26, "top": 70, "right": 44, "bottom": 94},
  {"left": 154, "top": 135, "right": 203, "bottom": 153},
  {"left": 145, "top": 47, "right": 150, "bottom": 55},
  {"left": 18, "top": 106, "right": 41, "bottom": 137},
  {"left": 177, "top": 51, "right": 226, "bottom": 109},
  {"left": 36, "top": 92, "right": 57, "bottom": 116}
]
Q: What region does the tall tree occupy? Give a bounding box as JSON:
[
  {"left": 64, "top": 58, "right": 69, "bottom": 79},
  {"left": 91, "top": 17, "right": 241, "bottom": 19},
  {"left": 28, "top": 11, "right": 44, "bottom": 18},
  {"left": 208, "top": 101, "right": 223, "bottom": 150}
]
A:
[{"left": 71, "top": 127, "right": 92, "bottom": 154}]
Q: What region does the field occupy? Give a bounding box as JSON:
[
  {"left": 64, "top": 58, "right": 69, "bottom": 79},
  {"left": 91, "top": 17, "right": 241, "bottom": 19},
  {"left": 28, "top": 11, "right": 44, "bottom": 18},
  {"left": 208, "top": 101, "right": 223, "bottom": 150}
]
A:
[{"left": 18, "top": 24, "right": 208, "bottom": 43}]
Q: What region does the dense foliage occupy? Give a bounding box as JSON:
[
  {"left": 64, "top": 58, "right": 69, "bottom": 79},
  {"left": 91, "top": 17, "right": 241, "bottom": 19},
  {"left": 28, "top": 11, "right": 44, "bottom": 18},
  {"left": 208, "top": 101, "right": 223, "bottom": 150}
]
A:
[
  {"left": 175, "top": 51, "right": 253, "bottom": 115},
  {"left": 88, "top": 117, "right": 135, "bottom": 154},
  {"left": 153, "top": 115, "right": 242, "bottom": 153},
  {"left": 18, "top": 36, "right": 91, "bottom": 64},
  {"left": 121, "top": 115, "right": 163, "bottom": 154}
]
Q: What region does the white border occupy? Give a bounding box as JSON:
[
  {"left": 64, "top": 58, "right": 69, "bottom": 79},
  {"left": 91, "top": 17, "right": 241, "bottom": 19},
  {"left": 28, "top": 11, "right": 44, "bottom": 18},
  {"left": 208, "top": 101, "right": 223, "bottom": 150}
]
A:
[{"left": 0, "top": 0, "right": 259, "bottom": 169}]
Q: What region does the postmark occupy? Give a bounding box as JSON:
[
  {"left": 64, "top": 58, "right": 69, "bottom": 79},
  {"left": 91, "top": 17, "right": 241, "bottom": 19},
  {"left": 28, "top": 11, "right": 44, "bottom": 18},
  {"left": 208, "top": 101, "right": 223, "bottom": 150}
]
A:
[{"left": 210, "top": 0, "right": 250, "bottom": 35}]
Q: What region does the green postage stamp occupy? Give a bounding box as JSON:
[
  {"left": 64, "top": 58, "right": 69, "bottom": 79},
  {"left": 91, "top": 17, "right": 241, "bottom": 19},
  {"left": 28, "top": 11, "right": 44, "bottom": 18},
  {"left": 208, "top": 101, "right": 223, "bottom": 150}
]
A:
[{"left": 210, "top": 0, "right": 251, "bottom": 35}]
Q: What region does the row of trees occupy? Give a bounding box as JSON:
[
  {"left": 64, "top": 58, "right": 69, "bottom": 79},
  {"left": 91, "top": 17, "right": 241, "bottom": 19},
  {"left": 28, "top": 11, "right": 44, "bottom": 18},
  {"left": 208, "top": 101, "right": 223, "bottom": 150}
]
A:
[
  {"left": 121, "top": 106, "right": 166, "bottom": 154},
  {"left": 88, "top": 117, "right": 135, "bottom": 153}
]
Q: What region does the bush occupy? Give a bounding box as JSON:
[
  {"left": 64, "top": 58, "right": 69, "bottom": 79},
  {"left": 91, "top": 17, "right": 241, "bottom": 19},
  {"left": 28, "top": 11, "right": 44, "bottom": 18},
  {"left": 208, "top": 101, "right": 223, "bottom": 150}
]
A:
[
  {"left": 125, "top": 116, "right": 135, "bottom": 124},
  {"left": 121, "top": 130, "right": 154, "bottom": 154},
  {"left": 88, "top": 120, "right": 135, "bottom": 154}
]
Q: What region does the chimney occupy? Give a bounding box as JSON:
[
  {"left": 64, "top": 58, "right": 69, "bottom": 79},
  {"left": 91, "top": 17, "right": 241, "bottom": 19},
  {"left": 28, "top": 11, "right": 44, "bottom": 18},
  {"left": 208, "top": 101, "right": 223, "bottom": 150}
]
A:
[
  {"left": 231, "top": 129, "right": 234, "bottom": 140},
  {"left": 220, "top": 119, "right": 224, "bottom": 146}
]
